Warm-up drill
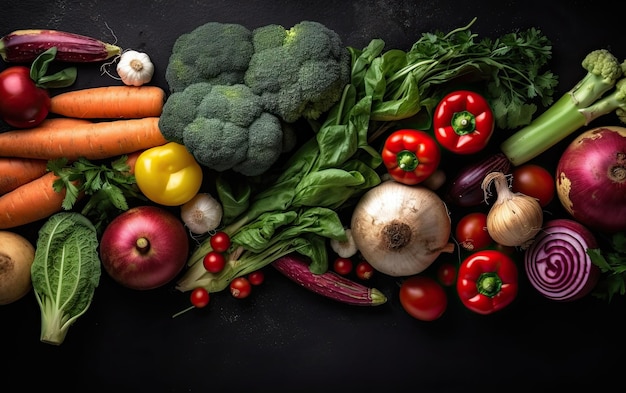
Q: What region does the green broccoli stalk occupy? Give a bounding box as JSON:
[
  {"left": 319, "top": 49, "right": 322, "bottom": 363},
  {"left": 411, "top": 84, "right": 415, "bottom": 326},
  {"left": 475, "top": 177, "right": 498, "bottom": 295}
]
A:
[{"left": 501, "top": 49, "right": 625, "bottom": 166}]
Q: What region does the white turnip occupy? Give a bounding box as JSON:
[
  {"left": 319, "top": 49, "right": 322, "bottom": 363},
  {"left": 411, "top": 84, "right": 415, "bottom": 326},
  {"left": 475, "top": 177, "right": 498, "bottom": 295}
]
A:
[
  {"left": 0, "top": 230, "right": 35, "bottom": 305},
  {"left": 350, "top": 180, "right": 455, "bottom": 277}
]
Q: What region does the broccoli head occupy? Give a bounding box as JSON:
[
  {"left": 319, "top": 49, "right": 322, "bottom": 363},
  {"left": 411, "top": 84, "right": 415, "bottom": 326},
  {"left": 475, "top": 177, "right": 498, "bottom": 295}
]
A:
[
  {"left": 244, "top": 20, "right": 351, "bottom": 123},
  {"left": 160, "top": 83, "right": 284, "bottom": 176},
  {"left": 165, "top": 22, "right": 254, "bottom": 93},
  {"left": 570, "top": 49, "right": 622, "bottom": 108}
]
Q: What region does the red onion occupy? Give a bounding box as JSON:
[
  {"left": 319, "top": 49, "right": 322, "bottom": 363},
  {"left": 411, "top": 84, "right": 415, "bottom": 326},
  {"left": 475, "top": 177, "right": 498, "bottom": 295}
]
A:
[
  {"left": 524, "top": 219, "right": 600, "bottom": 302},
  {"left": 100, "top": 205, "right": 189, "bottom": 290},
  {"left": 445, "top": 152, "right": 511, "bottom": 207},
  {"left": 556, "top": 126, "right": 626, "bottom": 233}
]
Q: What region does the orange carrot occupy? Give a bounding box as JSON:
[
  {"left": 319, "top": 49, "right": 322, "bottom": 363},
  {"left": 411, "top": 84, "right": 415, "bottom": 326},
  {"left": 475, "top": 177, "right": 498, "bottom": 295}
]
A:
[
  {"left": 0, "top": 117, "right": 168, "bottom": 160},
  {"left": 49, "top": 85, "right": 166, "bottom": 119},
  {"left": 25, "top": 117, "right": 92, "bottom": 129},
  {"left": 0, "top": 157, "right": 48, "bottom": 195},
  {"left": 0, "top": 172, "right": 70, "bottom": 229}
]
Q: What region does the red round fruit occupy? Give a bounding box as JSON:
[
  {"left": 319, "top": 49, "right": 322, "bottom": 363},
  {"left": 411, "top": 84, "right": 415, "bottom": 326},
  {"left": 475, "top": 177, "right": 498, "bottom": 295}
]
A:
[
  {"left": 511, "top": 164, "right": 555, "bottom": 208},
  {"left": 436, "top": 262, "right": 457, "bottom": 287},
  {"left": 190, "top": 287, "right": 210, "bottom": 308},
  {"left": 0, "top": 66, "right": 50, "bottom": 128},
  {"left": 455, "top": 212, "right": 492, "bottom": 251},
  {"left": 203, "top": 251, "right": 226, "bottom": 273},
  {"left": 248, "top": 270, "right": 265, "bottom": 286},
  {"left": 210, "top": 231, "right": 231, "bottom": 253},
  {"left": 399, "top": 275, "right": 447, "bottom": 321},
  {"left": 333, "top": 257, "right": 353, "bottom": 276},
  {"left": 355, "top": 261, "right": 374, "bottom": 280},
  {"left": 230, "top": 277, "right": 252, "bottom": 299}
]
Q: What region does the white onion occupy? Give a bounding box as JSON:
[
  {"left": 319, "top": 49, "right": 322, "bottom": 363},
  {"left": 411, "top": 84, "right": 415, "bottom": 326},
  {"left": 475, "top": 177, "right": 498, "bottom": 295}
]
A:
[
  {"left": 524, "top": 218, "right": 600, "bottom": 301},
  {"left": 350, "top": 180, "right": 454, "bottom": 277}
]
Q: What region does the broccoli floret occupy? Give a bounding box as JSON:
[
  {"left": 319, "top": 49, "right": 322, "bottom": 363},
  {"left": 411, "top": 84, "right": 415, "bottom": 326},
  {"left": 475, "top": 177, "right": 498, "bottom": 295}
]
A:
[
  {"left": 165, "top": 22, "right": 254, "bottom": 93},
  {"left": 570, "top": 49, "right": 622, "bottom": 107},
  {"left": 501, "top": 49, "right": 625, "bottom": 166},
  {"left": 244, "top": 20, "right": 350, "bottom": 123},
  {"left": 163, "top": 83, "right": 283, "bottom": 176},
  {"left": 158, "top": 82, "right": 213, "bottom": 143}
]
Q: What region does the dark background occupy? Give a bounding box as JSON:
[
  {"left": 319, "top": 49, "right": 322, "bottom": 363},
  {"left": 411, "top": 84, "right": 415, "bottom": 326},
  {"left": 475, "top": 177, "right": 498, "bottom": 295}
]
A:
[{"left": 1, "top": 1, "right": 625, "bottom": 392}]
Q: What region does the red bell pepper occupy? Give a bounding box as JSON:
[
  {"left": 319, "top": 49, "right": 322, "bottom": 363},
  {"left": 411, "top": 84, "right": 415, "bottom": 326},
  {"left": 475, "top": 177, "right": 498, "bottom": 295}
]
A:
[
  {"left": 456, "top": 249, "right": 518, "bottom": 315},
  {"left": 433, "top": 90, "right": 494, "bottom": 154},
  {"left": 381, "top": 129, "right": 441, "bottom": 185}
]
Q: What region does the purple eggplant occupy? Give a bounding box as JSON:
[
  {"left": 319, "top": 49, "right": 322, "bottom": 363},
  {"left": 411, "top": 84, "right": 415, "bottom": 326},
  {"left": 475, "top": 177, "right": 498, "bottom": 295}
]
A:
[
  {"left": 0, "top": 29, "right": 121, "bottom": 63},
  {"left": 445, "top": 152, "right": 512, "bottom": 207},
  {"left": 272, "top": 254, "right": 387, "bottom": 306}
]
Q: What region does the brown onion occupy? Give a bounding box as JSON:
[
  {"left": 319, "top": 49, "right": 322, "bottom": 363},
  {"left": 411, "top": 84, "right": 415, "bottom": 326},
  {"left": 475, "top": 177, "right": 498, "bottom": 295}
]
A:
[{"left": 350, "top": 180, "right": 454, "bottom": 277}]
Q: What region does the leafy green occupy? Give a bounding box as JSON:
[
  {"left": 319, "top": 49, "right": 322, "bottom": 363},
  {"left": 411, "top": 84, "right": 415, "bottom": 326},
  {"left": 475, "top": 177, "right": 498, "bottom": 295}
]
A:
[
  {"left": 588, "top": 232, "right": 626, "bottom": 302},
  {"left": 350, "top": 17, "right": 557, "bottom": 130},
  {"left": 30, "top": 212, "right": 101, "bottom": 345},
  {"left": 47, "top": 155, "right": 145, "bottom": 233}
]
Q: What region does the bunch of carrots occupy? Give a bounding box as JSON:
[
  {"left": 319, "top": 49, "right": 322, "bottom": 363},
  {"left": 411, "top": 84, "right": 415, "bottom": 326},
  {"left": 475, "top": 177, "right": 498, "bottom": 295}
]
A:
[{"left": 0, "top": 85, "right": 168, "bottom": 229}]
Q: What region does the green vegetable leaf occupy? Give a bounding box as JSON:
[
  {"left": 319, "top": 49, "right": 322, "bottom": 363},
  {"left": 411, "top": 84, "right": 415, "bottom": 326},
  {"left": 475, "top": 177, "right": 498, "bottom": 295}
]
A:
[
  {"left": 31, "top": 212, "right": 101, "bottom": 345},
  {"left": 588, "top": 232, "right": 626, "bottom": 302},
  {"left": 46, "top": 155, "right": 144, "bottom": 233}
]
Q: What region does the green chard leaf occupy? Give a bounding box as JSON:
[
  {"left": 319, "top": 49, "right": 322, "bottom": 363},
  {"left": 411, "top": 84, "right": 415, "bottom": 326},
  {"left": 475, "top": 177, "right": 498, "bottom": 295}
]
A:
[{"left": 31, "top": 212, "right": 101, "bottom": 345}]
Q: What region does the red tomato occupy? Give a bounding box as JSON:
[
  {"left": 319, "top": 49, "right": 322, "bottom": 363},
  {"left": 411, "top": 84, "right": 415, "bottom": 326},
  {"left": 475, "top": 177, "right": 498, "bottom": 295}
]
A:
[
  {"left": 0, "top": 66, "right": 50, "bottom": 128},
  {"left": 399, "top": 276, "right": 447, "bottom": 321},
  {"left": 210, "top": 231, "right": 231, "bottom": 253},
  {"left": 203, "top": 251, "right": 226, "bottom": 273},
  {"left": 455, "top": 212, "right": 492, "bottom": 251},
  {"left": 355, "top": 260, "right": 374, "bottom": 280},
  {"left": 230, "top": 277, "right": 252, "bottom": 299},
  {"left": 333, "top": 257, "right": 353, "bottom": 276},
  {"left": 511, "top": 164, "right": 555, "bottom": 207},
  {"left": 190, "top": 287, "right": 210, "bottom": 308},
  {"left": 248, "top": 270, "right": 265, "bottom": 286},
  {"left": 436, "top": 262, "right": 457, "bottom": 287}
]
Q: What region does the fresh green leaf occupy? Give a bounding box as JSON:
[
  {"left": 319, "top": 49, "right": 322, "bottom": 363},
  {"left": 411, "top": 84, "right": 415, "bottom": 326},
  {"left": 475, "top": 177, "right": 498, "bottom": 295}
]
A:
[{"left": 31, "top": 212, "right": 101, "bottom": 345}]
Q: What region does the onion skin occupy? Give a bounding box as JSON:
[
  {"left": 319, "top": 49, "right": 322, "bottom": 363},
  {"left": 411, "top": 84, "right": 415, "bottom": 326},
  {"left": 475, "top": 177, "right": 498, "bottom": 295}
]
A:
[
  {"left": 350, "top": 180, "right": 454, "bottom": 277},
  {"left": 524, "top": 219, "right": 600, "bottom": 302},
  {"left": 446, "top": 152, "right": 512, "bottom": 207},
  {"left": 100, "top": 205, "right": 189, "bottom": 290},
  {"left": 556, "top": 126, "right": 626, "bottom": 233}
]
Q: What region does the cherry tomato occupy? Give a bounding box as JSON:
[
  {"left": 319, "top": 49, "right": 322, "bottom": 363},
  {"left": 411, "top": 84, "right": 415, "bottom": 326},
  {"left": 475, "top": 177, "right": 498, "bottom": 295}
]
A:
[
  {"left": 399, "top": 276, "right": 447, "bottom": 321},
  {"left": 210, "top": 231, "right": 231, "bottom": 253},
  {"left": 190, "top": 287, "right": 210, "bottom": 308},
  {"left": 455, "top": 212, "right": 492, "bottom": 251},
  {"left": 355, "top": 260, "right": 374, "bottom": 280},
  {"left": 436, "top": 262, "right": 457, "bottom": 287},
  {"left": 333, "top": 257, "right": 353, "bottom": 276},
  {"left": 230, "top": 277, "right": 252, "bottom": 299},
  {"left": 511, "top": 164, "right": 555, "bottom": 207},
  {"left": 203, "top": 251, "right": 226, "bottom": 273},
  {"left": 248, "top": 270, "right": 265, "bottom": 286},
  {"left": 0, "top": 66, "right": 50, "bottom": 128}
]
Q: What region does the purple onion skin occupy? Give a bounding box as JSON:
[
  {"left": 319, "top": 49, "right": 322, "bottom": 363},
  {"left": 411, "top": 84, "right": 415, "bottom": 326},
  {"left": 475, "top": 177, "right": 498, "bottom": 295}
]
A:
[
  {"left": 445, "top": 152, "right": 512, "bottom": 207},
  {"left": 524, "top": 219, "right": 600, "bottom": 302},
  {"left": 556, "top": 126, "right": 626, "bottom": 233}
]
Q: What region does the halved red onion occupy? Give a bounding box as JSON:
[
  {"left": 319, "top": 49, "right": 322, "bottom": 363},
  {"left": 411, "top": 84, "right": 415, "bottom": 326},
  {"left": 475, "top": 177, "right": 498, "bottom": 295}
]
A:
[{"left": 524, "top": 218, "right": 600, "bottom": 301}]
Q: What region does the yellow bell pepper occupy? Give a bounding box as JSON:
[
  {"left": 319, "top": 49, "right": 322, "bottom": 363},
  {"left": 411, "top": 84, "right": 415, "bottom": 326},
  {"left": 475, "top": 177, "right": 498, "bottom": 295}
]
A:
[{"left": 135, "top": 142, "right": 203, "bottom": 206}]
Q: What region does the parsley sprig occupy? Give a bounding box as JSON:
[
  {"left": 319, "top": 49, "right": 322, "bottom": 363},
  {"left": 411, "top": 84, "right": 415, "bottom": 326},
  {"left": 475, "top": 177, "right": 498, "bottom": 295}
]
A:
[
  {"left": 47, "top": 156, "right": 145, "bottom": 232},
  {"left": 588, "top": 232, "right": 626, "bottom": 302}
]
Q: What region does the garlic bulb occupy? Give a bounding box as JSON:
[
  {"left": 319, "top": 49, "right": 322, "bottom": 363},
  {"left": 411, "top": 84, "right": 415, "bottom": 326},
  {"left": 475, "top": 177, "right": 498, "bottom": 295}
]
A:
[
  {"left": 481, "top": 171, "right": 543, "bottom": 248},
  {"left": 330, "top": 228, "right": 358, "bottom": 258},
  {"left": 180, "top": 193, "right": 223, "bottom": 234},
  {"left": 116, "top": 50, "right": 154, "bottom": 86}
]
